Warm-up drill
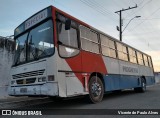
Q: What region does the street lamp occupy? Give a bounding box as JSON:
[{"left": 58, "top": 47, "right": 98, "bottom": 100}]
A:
[
  {"left": 122, "top": 16, "right": 141, "bottom": 32},
  {"left": 116, "top": 16, "right": 141, "bottom": 41}
]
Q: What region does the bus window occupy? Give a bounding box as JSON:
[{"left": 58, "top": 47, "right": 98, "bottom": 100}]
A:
[
  {"left": 80, "top": 26, "right": 99, "bottom": 53},
  {"left": 133, "top": 50, "right": 137, "bottom": 63},
  {"left": 128, "top": 48, "right": 137, "bottom": 64},
  {"left": 128, "top": 47, "right": 133, "bottom": 62},
  {"left": 116, "top": 42, "right": 128, "bottom": 61},
  {"left": 58, "top": 23, "right": 78, "bottom": 48},
  {"left": 143, "top": 54, "right": 149, "bottom": 66},
  {"left": 137, "top": 52, "right": 144, "bottom": 65},
  {"left": 123, "top": 46, "right": 128, "bottom": 61},
  {"left": 100, "top": 34, "right": 116, "bottom": 58},
  {"left": 148, "top": 56, "right": 153, "bottom": 68},
  {"left": 57, "top": 21, "right": 79, "bottom": 58}
]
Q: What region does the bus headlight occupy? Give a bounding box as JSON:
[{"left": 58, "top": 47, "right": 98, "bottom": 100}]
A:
[
  {"left": 11, "top": 80, "right": 16, "bottom": 85},
  {"left": 48, "top": 75, "right": 55, "bottom": 81},
  {"left": 38, "top": 77, "right": 46, "bottom": 82}
]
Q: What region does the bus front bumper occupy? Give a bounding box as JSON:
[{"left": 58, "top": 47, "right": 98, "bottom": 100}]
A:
[{"left": 8, "top": 83, "right": 58, "bottom": 96}]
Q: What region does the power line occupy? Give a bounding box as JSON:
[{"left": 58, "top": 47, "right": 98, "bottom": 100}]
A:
[
  {"left": 80, "top": 0, "right": 118, "bottom": 22},
  {"left": 115, "top": 4, "right": 138, "bottom": 41},
  {"left": 54, "top": 0, "right": 108, "bottom": 31},
  {"left": 125, "top": 18, "right": 160, "bottom": 20},
  {"left": 124, "top": 0, "right": 152, "bottom": 18},
  {"left": 92, "top": 0, "right": 117, "bottom": 19},
  {"left": 125, "top": 6, "right": 160, "bottom": 33},
  {"left": 80, "top": 0, "right": 158, "bottom": 52},
  {"left": 112, "top": 0, "right": 126, "bottom": 8},
  {"left": 56, "top": 0, "right": 159, "bottom": 53}
]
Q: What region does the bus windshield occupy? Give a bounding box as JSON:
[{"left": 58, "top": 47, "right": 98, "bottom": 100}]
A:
[{"left": 14, "top": 20, "right": 54, "bottom": 66}]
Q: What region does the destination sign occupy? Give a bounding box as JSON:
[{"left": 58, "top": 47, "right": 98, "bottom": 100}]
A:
[
  {"left": 25, "top": 9, "right": 48, "bottom": 30},
  {"left": 123, "top": 66, "right": 138, "bottom": 73}
]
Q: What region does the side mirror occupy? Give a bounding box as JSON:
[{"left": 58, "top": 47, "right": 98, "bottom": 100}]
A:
[{"left": 65, "top": 19, "right": 71, "bottom": 30}]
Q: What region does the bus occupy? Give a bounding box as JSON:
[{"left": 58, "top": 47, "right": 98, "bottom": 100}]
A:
[{"left": 8, "top": 6, "right": 155, "bottom": 103}]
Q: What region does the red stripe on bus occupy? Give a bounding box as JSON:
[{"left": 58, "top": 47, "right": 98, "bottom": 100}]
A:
[{"left": 65, "top": 51, "right": 107, "bottom": 87}]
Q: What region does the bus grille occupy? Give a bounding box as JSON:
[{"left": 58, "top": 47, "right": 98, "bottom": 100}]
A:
[
  {"left": 16, "top": 78, "right": 36, "bottom": 85},
  {"left": 12, "top": 69, "right": 45, "bottom": 79}
]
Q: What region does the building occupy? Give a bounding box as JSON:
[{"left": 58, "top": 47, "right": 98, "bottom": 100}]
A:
[{"left": 155, "top": 72, "right": 160, "bottom": 83}]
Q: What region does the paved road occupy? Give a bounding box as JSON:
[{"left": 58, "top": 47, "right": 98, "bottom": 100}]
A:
[{"left": 3, "top": 84, "right": 160, "bottom": 118}]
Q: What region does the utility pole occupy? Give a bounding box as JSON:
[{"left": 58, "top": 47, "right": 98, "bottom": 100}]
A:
[{"left": 115, "top": 4, "right": 138, "bottom": 41}]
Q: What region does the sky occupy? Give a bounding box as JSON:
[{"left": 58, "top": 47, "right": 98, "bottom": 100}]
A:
[{"left": 0, "top": 0, "right": 160, "bottom": 72}]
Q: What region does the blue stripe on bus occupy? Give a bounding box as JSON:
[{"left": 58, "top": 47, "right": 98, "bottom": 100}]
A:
[{"left": 103, "top": 74, "right": 155, "bottom": 91}]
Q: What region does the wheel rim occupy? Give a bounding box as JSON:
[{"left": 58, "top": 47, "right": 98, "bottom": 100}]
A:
[
  {"left": 142, "top": 81, "right": 146, "bottom": 91},
  {"left": 91, "top": 81, "right": 102, "bottom": 97}
]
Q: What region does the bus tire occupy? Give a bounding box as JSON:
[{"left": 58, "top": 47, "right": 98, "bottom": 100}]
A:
[
  {"left": 134, "top": 77, "right": 146, "bottom": 93},
  {"left": 140, "top": 77, "right": 146, "bottom": 92},
  {"left": 87, "top": 76, "right": 104, "bottom": 104}
]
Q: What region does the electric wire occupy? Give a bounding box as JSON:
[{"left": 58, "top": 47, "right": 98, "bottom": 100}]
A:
[
  {"left": 124, "top": 0, "right": 152, "bottom": 18},
  {"left": 80, "top": 0, "right": 118, "bottom": 22},
  {"left": 126, "top": 6, "right": 160, "bottom": 33}
]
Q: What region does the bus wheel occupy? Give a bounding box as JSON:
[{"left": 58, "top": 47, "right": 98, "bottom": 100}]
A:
[
  {"left": 140, "top": 78, "right": 146, "bottom": 92},
  {"left": 88, "top": 76, "right": 104, "bottom": 103},
  {"left": 134, "top": 78, "right": 146, "bottom": 93}
]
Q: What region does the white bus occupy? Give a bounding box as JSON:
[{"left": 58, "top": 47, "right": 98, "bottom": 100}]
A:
[{"left": 8, "top": 6, "right": 155, "bottom": 103}]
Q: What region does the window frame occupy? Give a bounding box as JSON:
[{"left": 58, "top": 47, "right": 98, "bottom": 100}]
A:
[
  {"left": 100, "top": 34, "right": 117, "bottom": 58},
  {"left": 116, "top": 42, "right": 129, "bottom": 62},
  {"left": 80, "top": 25, "right": 100, "bottom": 54},
  {"left": 128, "top": 47, "right": 138, "bottom": 64},
  {"left": 56, "top": 13, "right": 80, "bottom": 59},
  {"left": 148, "top": 56, "right": 153, "bottom": 68},
  {"left": 13, "top": 18, "right": 55, "bottom": 67},
  {"left": 137, "top": 51, "right": 145, "bottom": 65},
  {"left": 143, "top": 54, "right": 149, "bottom": 67}
]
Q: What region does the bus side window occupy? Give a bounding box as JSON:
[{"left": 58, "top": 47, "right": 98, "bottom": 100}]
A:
[
  {"left": 148, "top": 56, "right": 153, "bottom": 68},
  {"left": 116, "top": 42, "right": 123, "bottom": 60},
  {"left": 137, "top": 52, "right": 144, "bottom": 65},
  {"left": 143, "top": 54, "right": 149, "bottom": 66},
  {"left": 122, "top": 45, "right": 128, "bottom": 61},
  {"left": 116, "top": 42, "right": 129, "bottom": 61},
  {"left": 100, "top": 34, "right": 116, "bottom": 58},
  {"left": 128, "top": 47, "right": 133, "bottom": 63},
  {"left": 80, "top": 25, "right": 100, "bottom": 54},
  {"left": 133, "top": 50, "right": 138, "bottom": 64},
  {"left": 57, "top": 22, "right": 79, "bottom": 58}
]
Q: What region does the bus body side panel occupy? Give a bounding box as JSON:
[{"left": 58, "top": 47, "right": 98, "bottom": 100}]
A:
[
  {"left": 81, "top": 51, "right": 107, "bottom": 74},
  {"left": 139, "top": 65, "right": 155, "bottom": 85},
  {"left": 103, "top": 57, "right": 139, "bottom": 91},
  {"left": 56, "top": 49, "right": 89, "bottom": 97},
  {"left": 102, "top": 56, "right": 154, "bottom": 92},
  {"left": 101, "top": 57, "right": 120, "bottom": 91},
  {"left": 103, "top": 75, "right": 140, "bottom": 91},
  {"left": 56, "top": 50, "right": 108, "bottom": 97}
]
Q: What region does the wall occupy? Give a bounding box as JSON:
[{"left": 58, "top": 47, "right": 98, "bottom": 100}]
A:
[{"left": 0, "top": 38, "right": 14, "bottom": 98}]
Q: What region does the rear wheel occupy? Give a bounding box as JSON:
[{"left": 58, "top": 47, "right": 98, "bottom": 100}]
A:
[
  {"left": 87, "top": 76, "right": 104, "bottom": 103},
  {"left": 134, "top": 77, "right": 146, "bottom": 93},
  {"left": 140, "top": 78, "right": 146, "bottom": 92}
]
